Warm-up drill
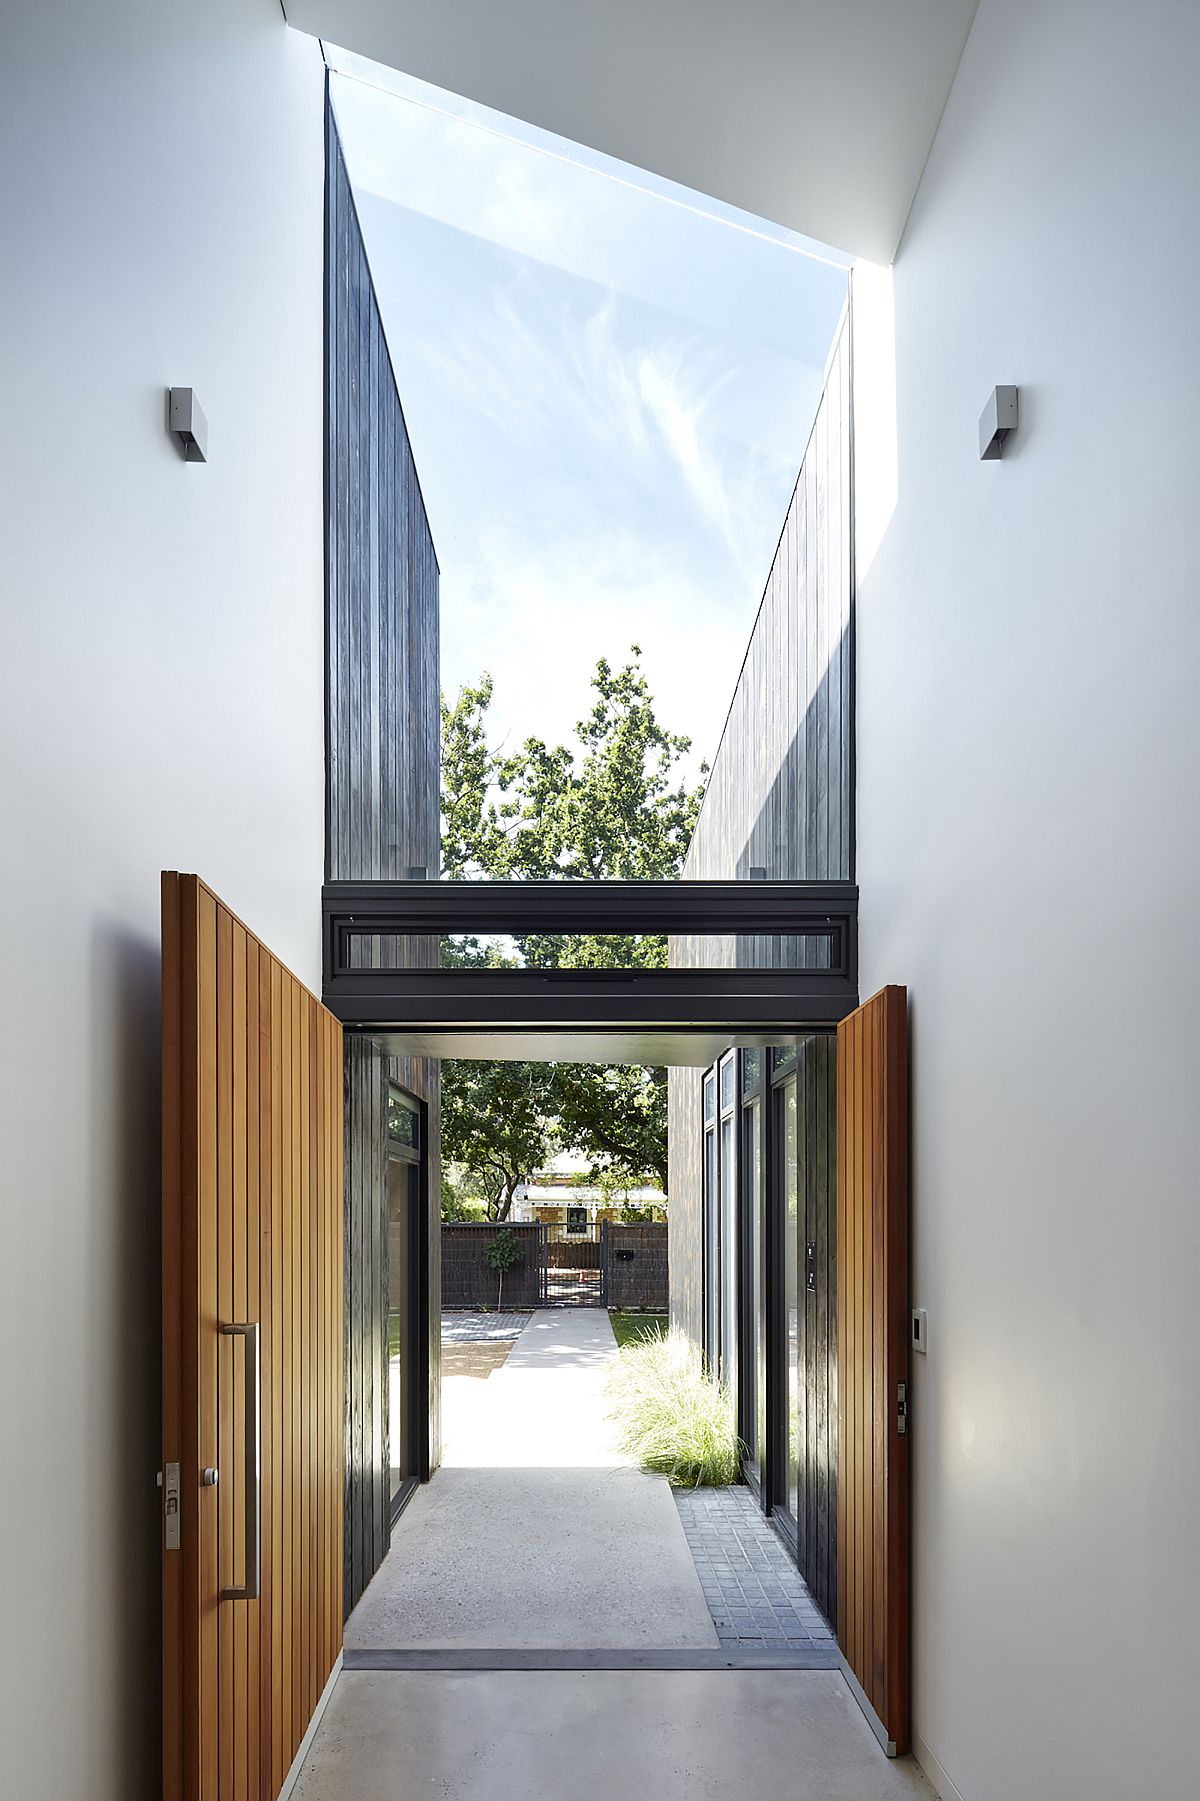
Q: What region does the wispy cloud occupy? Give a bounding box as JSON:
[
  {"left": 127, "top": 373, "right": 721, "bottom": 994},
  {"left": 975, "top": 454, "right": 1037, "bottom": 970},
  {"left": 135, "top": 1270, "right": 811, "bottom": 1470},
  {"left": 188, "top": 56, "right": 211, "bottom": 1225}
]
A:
[{"left": 410, "top": 273, "right": 794, "bottom": 578}]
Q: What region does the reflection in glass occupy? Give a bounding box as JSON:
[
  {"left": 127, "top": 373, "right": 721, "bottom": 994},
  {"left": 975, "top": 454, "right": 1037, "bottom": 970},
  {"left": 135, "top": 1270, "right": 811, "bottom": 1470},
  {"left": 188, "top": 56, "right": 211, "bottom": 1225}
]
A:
[
  {"left": 704, "top": 1124, "right": 718, "bottom": 1366},
  {"left": 387, "top": 1091, "right": 419, "bottom": 1147},
  {"left": 387, "top": 1157, "right": 419, "bottom": 1507},
  {"left": 743, "top": 1099, "right": 764, "bottom": 1477},
  {"left": 720, "top": 1112, "right": 736, "bottom": 1392},
  {"left": 781, "top": 1077, "right": 799, "bottom": 1520},
  {"left": 719, "top": 1056, "right": 735, "bottom": 1112}
]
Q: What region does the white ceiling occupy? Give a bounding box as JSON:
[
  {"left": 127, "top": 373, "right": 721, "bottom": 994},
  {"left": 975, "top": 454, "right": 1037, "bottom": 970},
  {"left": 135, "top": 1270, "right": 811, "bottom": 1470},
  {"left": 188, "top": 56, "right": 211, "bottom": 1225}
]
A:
[{"left": 284, "top": 0, "right": 979, "bottom": 262}]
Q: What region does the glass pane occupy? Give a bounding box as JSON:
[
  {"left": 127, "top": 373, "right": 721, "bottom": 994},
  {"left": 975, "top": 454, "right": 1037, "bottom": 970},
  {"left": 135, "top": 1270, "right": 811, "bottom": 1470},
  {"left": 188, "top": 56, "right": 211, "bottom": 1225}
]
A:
[
  {"left": 781, "top": 1078, "right": 799, "bottom": 1520},
  {"left": 704, "top": 1128, "right": 718, "bottom": 1365},
  {"left": 719, "top": 1055, "right": 735, "bottom": 1113},
  {"left": 720, "top": 1113, "right": 736, "bottom": 1393},
  {"left": 387, "top": 1088, "right": 419, "bottom": 1148},
  {"left": 703, "top": 1072, "right": 715, "bottom": 1123},
  {"left": 343, "top": 927, "right": 844, "bottom": 971},
  {"left": 743, "top": 1101, "right": 765, "bottom": 1477},
  {"left": 741, "top": 1048, "right": 762, "bottom": 1096},
  {"left": 387, "top": 1159, "right": 418, "bottom": 1504},
  {"left": 772, "top": 1044, "right": 797, "bottom": 1080}
]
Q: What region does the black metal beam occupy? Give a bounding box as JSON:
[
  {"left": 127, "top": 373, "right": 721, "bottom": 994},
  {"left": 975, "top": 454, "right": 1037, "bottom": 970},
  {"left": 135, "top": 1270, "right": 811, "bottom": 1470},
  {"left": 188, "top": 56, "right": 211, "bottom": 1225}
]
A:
[
  {"left": 320, "top": 879, "right": 859, "bottom": 1045},
  {"left": 323, "top": 877, "right": 857, "bottom": 935},
  {"left": 325, "top": 969, "right": 854, "bottom": 1025}
]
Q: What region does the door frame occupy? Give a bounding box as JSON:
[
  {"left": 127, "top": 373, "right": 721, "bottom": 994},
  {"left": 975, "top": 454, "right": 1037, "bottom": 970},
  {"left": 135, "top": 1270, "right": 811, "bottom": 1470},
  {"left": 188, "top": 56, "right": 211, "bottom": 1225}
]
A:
[{"left": 385, "top": 1083, "right": 430, "bottom": 1522}]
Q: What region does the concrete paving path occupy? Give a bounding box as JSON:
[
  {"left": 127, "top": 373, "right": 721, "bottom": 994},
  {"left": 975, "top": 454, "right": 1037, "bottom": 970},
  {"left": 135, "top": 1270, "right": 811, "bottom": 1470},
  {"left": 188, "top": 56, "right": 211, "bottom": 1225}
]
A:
[
  {"left": 305, "top": 1311, "right": 935, "bottom": 1799},
  {"left": 343, "top": 1308, "right": 718, "bottom": 1650}
]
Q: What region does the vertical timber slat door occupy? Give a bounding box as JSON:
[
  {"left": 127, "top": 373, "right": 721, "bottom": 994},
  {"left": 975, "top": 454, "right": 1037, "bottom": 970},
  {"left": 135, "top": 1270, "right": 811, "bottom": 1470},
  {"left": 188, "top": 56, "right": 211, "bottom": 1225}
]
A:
[
  {"left": 836, "top": 984, "right": 909, "bottom": 1755},
  {"left": 162, "top": 874, "right": 345, "bottom": 1801}
]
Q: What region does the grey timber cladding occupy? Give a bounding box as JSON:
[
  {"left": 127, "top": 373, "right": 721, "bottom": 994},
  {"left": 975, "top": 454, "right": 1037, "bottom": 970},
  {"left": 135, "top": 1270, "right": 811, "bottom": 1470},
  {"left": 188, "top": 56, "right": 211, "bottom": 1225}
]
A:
[
  {"left": 326, "top": 100, "right": 443, "bottom": 1617},
  {"left": 668, "top": 312, "right": 852, "bottom": 1356},
  {"left": 326, "top": 114, "right": 440, "bottom": 889}
]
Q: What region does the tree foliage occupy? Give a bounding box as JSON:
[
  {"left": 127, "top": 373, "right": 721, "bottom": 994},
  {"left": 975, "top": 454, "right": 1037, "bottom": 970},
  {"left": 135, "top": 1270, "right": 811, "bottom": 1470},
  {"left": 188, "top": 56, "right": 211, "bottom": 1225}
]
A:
[
  {"left": 441, "top": 1059, "right": 556, "bottom": 1222},
  {"left": 439, "top": 649, "right": 706, "bottom": 1215}
]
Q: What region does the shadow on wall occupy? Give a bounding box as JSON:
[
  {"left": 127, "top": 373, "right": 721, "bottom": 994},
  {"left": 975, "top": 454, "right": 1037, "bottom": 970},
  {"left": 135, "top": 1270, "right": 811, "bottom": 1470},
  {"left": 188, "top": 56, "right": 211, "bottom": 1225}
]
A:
[{"left": 88, "top": 916, "right": 162, "bottom": 1801}]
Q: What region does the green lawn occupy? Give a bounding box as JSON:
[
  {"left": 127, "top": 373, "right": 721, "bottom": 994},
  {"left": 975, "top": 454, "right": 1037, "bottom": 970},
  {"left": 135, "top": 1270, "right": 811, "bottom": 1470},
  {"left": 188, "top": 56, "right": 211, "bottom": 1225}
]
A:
[{"left": 609, "top": 1310, "right": 669, "bottom": 1349}]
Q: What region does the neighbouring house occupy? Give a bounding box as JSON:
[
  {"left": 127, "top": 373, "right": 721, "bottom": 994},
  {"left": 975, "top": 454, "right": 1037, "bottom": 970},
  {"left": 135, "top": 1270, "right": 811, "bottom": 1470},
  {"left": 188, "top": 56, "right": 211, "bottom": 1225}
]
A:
[{"left": 509, "top": 1156, "right": 667, "bottom": 1234}]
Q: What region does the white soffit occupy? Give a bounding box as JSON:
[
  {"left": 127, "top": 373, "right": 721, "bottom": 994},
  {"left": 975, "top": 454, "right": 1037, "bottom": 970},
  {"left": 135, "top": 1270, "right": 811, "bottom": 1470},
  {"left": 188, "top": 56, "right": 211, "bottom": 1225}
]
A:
[{"left": 283, "top": 0, "right": 979, "bottom": 263}]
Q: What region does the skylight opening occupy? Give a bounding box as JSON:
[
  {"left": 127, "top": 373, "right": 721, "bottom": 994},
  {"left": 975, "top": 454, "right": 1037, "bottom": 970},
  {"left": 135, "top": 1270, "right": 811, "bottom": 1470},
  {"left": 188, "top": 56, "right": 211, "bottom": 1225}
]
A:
[{"left": 326, "top": 44, "right": 850, "bottom": 782}]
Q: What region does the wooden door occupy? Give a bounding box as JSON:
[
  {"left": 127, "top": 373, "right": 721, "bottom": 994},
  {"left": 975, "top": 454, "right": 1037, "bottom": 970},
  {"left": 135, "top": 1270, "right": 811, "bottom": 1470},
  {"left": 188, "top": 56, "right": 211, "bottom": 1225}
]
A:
[
  {"left": 836, "top": 985, "right": 909, "bottom": 1754},
  {"left": 161, "top": 874, "right": 344, "bottom": 1801}
]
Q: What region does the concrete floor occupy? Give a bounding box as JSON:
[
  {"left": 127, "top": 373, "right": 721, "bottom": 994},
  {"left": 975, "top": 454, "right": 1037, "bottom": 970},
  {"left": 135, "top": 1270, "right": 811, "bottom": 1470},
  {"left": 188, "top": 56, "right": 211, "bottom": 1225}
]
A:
[
  {"left": 345, "top": 1309, "right": 717, "bottom": 1650},
  {"left": 305, "top": 1310, "right": 936, "bottom": 1798},
  {"left": 292, "top": 1671, "right": 936, "bottom": 1800}
]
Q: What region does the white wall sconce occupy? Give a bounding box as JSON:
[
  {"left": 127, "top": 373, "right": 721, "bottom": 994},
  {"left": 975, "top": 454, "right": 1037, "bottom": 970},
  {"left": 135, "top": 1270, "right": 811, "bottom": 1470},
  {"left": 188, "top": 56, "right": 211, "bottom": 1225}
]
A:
[
  {"left": 168, "top": 387, "right": 208, "bottom": 462},
  {"left": 979, "top": 385, "right": 1018, "bottom": 459}
]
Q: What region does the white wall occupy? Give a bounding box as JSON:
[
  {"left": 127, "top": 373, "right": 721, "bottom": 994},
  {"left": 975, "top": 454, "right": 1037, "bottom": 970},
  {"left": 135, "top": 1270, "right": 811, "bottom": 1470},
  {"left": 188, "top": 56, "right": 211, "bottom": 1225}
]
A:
[
  {"left": 0, "top": 5, "right": 326, "bottom": 1796},
  {"left": 855, "top": 3, "right": 1200, "bottom": 1796}
]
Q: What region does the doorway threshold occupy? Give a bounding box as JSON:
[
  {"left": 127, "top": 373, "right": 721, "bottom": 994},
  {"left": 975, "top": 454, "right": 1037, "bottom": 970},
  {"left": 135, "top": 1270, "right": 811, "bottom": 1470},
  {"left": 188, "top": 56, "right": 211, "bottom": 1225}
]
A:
[{"left": 342, "top": 1646, "right": 842, "bottom": 1672}]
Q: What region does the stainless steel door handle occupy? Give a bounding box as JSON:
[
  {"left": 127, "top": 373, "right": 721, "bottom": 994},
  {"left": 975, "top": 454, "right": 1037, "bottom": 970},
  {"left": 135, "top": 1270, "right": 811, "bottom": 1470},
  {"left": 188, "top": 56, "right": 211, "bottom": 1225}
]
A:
[{"left": 220, "top": 1322, "right": 261, "bottom": 1602}]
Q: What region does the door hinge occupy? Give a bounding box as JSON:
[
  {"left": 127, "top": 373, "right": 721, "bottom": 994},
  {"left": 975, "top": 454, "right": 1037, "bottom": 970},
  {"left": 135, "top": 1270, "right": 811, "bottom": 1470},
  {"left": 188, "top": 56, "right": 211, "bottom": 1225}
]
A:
[{"left": 897, "top": 1382, "right": 908, "bottom": 1436}]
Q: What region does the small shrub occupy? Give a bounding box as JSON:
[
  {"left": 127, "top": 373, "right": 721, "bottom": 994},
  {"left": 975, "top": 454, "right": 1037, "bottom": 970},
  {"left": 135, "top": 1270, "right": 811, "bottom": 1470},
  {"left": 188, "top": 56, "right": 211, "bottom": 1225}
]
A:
[
  {"left": 482, "top": 1230, "right": 524, "bottom": 1310},
  {"left": 606, "top": 1327, "right": 743, "bottom": 1486}
]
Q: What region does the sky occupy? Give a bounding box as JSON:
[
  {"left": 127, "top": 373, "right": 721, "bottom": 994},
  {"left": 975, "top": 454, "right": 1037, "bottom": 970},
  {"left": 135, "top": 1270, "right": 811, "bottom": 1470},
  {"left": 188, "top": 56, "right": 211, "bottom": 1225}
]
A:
[{"left": 328, "top": 50, "right": 850, "bottom": 783}]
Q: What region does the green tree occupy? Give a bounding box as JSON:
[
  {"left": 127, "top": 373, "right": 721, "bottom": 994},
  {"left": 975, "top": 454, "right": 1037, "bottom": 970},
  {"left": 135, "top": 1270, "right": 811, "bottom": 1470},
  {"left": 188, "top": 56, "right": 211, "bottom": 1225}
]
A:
[
  {"left": 493, "top": 650, "right": 703, "bottom": 885},
  {"left": 440, "top": 674, "right": 511, "bottom": 880},
  {"left": 440, "top": 1164, "right": 490, "bottom": 1222},
  {"left": 439, "top": 649, "right": 705, "bottom": 1197},
  {"left": 551, "top": 1062, "right": 669, "bottom": 1193},
  {"left": 441, "top": 1058, "right": 555, "bottom": 1221}
]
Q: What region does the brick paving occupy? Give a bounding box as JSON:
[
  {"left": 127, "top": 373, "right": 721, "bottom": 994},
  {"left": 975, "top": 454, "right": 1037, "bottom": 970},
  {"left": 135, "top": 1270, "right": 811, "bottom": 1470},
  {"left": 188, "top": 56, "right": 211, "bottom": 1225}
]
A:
[{"left": 674, "top": 1484, "right": 834, "bottom": 1650}]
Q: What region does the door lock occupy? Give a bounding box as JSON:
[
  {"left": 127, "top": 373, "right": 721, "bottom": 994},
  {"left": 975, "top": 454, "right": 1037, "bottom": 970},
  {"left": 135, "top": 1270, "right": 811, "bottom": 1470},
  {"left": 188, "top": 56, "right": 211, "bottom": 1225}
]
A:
[
  {"left": 164, "top": 1462, "right": 181, "bottom": 1551},
  {"left": 897, "top": 1382, "right": 908, "bottom": 1436}
]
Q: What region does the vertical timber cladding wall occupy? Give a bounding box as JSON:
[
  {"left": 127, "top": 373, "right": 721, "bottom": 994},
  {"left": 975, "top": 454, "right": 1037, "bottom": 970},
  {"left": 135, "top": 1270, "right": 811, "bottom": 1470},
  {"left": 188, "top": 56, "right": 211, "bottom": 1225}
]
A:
[
  {"left": 326, "top": 102, "right": 442, "bottom": 1617},
  {"left": 669, "top": 311, "right": 851, "bottom": 1573}
]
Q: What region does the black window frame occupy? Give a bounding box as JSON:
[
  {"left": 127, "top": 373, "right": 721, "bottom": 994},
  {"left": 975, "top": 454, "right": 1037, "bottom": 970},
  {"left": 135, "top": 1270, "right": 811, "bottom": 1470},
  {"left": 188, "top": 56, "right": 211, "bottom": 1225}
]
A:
[
  {"left": 385, "top": 1082, "right": 429, "bottom": 1526},
  {"left": 738, "top": 1054, "right": 766, "bottom": 1495}
]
